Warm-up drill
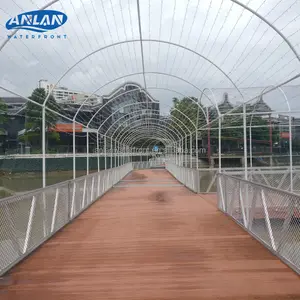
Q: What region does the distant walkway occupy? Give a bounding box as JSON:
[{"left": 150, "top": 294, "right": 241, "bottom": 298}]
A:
[{"left": 1, "top": 169, "right": 299, "bottom": 299}]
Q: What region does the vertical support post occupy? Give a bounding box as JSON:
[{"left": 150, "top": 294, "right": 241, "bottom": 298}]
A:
[
  {"left": 50, "top": 188, "right": 59, "bottom": 233},
  {"left": 86, "top": 130, "right": 89, "bottom": 175},
  {"left": 269, "top": 113, "right": 272, "bottom": 155},
  {"left": 218, "top": 116, "right": 222, "bottom": 173},
  {"left": 261, "top": 189, "right": 276, "bottom": 250},
  {"left": 82, "top": 179, "right": 87, "bottom": 209},
  {"left": 118, "top": 142, "right": 120, "bottom": 167},
  {"left": 42, "top": 106, "right": 46, "bottom": 188},
  {"left": 104, "top": 135, "right": 107, "bottom": 170},
  {"left": 114, "top": 140, "right": 117, "bottom": 168},
  {"left": 249, "top": 125, "right": 253, "bottom": 169},
  {"left": 190, "top": 134, "right": 193, "bottom": 169},
  {"left": 183, "top": 135, "right": 188, "bottom": 167},
  {"left": 110, "top": 138, "right": 113, "bottom": 169},
  {"left": 97, "top": 132, "right": 100, "bottom": 173},
  {"left": 70, "top": 182, "right": 76, "bottom": 219},
  {"left": 207, "top": 107, "right": 211, "bottom": 168},
  {"left": 243, "top": 104, "right": 248, "bottom": 180},
  {"left": 196, "top": 130, "right": 199, "bottom": 169},
  {"left": 289, "top": 114, "right": 293, "bottom": 192},
  {"left": 239, "top": 182, "right": 247, "bottom": 227},
  {"left": 23, "top": 196, "right": 37, "bottom": 254},
  {"left": 73, "top": 121, "right": 76, "bottom": 179},
  {"left": 91, "top": 177, "right": 95, "bottom": 202}
]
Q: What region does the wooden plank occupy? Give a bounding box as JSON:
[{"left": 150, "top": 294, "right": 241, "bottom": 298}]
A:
[{"left": 1, "top": 170, "right": 299, "bottom": 300}]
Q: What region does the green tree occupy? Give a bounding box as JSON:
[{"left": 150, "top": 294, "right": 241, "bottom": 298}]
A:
[
  {"left": 170, "top": 97, "right": 206, "bottom": 135},
  {"left": 20, "top": 88, "right": 60, "bottom": 149}
]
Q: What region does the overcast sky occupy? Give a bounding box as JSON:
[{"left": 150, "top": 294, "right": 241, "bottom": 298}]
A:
[{"left": 1, "top": 0, "right": 300, "bottom": 115}]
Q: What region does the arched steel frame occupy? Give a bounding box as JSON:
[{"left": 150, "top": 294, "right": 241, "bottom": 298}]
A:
[
  {"left": 1, "top": 0, "right": 300, "bottom": 185},
  {"left": 116, "top": 118, "right": 186, "bottom": 165},
  {"left": 43, "top": 39, "right": 245, "bottom": 106},
  {"left": 96, "top": 94, "right": 199, "bottom": 135},
  {"left": 74, "top": 72, "right": 219, "bottom": 120},
  {"left": 118, "top": 125, "right": 180, "bottom": 164},
  {"left": 248, "top": 86, "right": 292, "bottom": 189},
  {"left": 2, "top": 0, "right": 299, "bottom": 63},
  {"left": 87, "top": 83, "right": 210, "bottom": 129},
  {"left": 103, "top": 108, "right": 192, "bottom": 137}
]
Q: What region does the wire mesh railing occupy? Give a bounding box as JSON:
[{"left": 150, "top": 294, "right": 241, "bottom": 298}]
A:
[
  {"left": 0, "top": 162, "right": 132, "bottom": 276},
  {"left": 217, "top": 173, "right": 300, "bottom": 275},
  {"left": 165, "top": 162, "right": 199, "bottom": 192},
  {"left": 165, "top": 161, "right": 300, "bottom": 194}
]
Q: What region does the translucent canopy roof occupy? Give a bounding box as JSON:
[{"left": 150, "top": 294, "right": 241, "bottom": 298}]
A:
[{"left": 1, "top": 0, "right": 300, "bottom": 146}]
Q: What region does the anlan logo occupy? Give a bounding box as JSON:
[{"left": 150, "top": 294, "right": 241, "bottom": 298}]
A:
[{"left": 6, "top": 10, "right": 67, "bottom": 33}]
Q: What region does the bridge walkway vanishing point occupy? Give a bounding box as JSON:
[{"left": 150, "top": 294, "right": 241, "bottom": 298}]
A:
[{"left": 1, "top": 169, "right": 300, "bottom": 299}]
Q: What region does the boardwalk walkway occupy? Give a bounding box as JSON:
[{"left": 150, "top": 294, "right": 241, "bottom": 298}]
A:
[{"left": 1, "top": 169, "right": 299, "bottom": 299}]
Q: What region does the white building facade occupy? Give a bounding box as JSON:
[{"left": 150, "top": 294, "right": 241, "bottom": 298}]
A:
[{"left": 38, "top": 79, "right": 102, "bottom": 106}]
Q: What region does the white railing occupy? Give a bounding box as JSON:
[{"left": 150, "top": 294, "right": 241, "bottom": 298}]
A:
[
  {"left": 164, "top": 165, "right": 300, "bottom": 194},
  {"left": 165, "top": 162, "right": 199, "bottom": 192},
  {"left": 132, "top": 157, "right": 166, "bottom": 169},
  {"left": 217, "top": 173, "right": 300, "bottom": 275},
  {"left": 0, "top": 163, "right": 133, "bottom": 276}
]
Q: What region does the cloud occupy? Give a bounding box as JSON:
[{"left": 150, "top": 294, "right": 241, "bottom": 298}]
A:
[{"left": 0, "top": 0, "right": 299, "bottom": 116}]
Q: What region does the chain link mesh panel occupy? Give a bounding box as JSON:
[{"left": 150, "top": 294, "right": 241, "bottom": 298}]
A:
[
  {"left": 217, "top": 173, "right": 300, "bottom": 274},
  {"left": 0, "top": 163, "right": 133, "bottom": 275}
]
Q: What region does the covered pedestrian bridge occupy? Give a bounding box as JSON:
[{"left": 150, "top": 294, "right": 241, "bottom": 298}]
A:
[{"left": 0, "top": 0, "right": 299, "bottom": 298}]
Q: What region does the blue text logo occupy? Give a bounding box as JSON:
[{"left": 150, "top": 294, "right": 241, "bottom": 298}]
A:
[{"left": 6, "top": 10, "right": 67, "bottom": 33}]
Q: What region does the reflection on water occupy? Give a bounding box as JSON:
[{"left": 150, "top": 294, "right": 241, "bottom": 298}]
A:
[
  {"left": 0, "top": 170, "right": 96, "bottom": 198},
  {"left": 0, "top": 158, "right": 233, "bottom": 198}
]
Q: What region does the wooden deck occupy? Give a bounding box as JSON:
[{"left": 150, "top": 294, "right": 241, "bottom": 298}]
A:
[{"left": 0, "top": 169, "right": 299, "bottom": 299}]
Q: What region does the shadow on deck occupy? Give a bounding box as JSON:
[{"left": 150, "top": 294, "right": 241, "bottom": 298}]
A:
[{"left": 1, "top": 169, "right": 299, "bottom": 299}]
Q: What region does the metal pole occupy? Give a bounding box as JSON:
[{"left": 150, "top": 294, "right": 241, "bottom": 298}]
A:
[
  {"left": 73, "top": 121, "right": 76, "bottom": 179},
  {"left": 289, "top": 114, "right": 293, "bottom": 192},
  {"left": 86, "top": 130, "right": 89, "bottom": 175},
  {"left": 110, "top": 138, "right": 113, "bottom": 169},
  {"left": 218, "top": 116, "right": 222, "bottom": 173},
  {"left": 207, "top": 107, "right": 211, "bottom": 168},
  {"left": 114, "top": 139, "right": 117, "bottom": 168},
  {"left": 249, "top": 126, "right": 253, "bottom": 168},
  {"left": 190, "top": 134, "right": 193, "bottom": 169},
  {"left": 185, "top": 135, "right": 188, "bottom": 167},
  {"left": 118, "top": 142, "right": 120, "bottom": 166},
  {"left": 42, "top": 106, "right": 46, "bottom": 188},
  {"left": 243, "top": 104, "right": 248, "bottom": 180},
  {"left": 269, "top": 114, "right": 273, "bottom": 155},
  {"left": 196, "top": 130, "right": 199, "bottom": 169},
  {"left": 96, "top": 132, "right": 100, "bottom": 173},
  {"left": 104, "top": 135, "right": 107, "bottom": 170}
]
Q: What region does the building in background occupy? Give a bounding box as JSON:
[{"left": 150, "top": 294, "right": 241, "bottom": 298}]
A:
[
  {"left": 38, "top": 79, "right": 102, "bottom": 106},
  {"left": 100, "top": 83, "right": 160, "bottom": 135},
  {"left": 0, "top": 82, "right": 159, "bottom": 153}
]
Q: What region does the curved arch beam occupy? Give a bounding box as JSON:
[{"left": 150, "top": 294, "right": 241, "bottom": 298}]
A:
[
  {"left": 231, "top": 0, "right": 300, "bottom": 62},
  {"left": 1, "top": 1, "right": 298, "bottom": 66},
  {"left": 115, "top": 120, "right": 182, "bottom": 143},
  {"left": 43, "top": 39, "right": 245, "bottom": 106},
  {"left": 74, "top": 72, "right": 219, "bottom": 120},
  {"left": 121, "top": 129, "right": 178, "bottom": 149},
  {"left": 125, "top": 132, "right": 175, "bottom": 147},
  {"left": 81, "top": 75, "right": 212, "bottom": 126},
  {"left": 116, "top": 120, "right": 183, "bottom": 145},
  {"left": 97, "top": 98, "right": 196, "bottom": 134},
  {"left": 98, "top": 105, "right": 193, "bottom": 136},
  {"left": 138, "top": 138, "right": 168, "bottom": 149},
  {"left": 113, "top": 117, "right": 184, "bottom": 143},
  {"left": 103, "top": 109, "right": 189, "bottom": 138}
]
